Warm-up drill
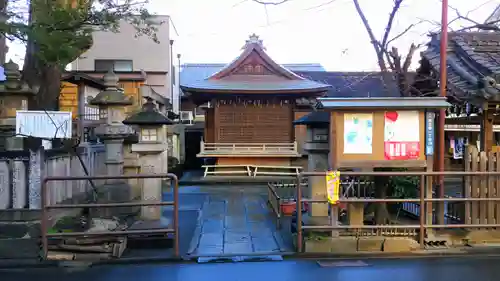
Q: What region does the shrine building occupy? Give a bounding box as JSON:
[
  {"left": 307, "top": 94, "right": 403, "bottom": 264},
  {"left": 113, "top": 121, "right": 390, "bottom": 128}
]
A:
[{"left": 180, "top": 34, "right": 331, "bottom": 168}]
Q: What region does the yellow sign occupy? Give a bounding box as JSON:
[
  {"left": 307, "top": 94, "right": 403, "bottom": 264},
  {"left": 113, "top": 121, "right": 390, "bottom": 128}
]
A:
[{"left": 326, "top": 171, "right": 341, "bottom": 204}]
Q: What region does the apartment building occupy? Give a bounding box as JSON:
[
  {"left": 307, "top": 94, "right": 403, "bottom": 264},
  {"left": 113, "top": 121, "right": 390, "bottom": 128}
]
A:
[{"left": 66, "top": 15, "right": 183, "bottom": 162}]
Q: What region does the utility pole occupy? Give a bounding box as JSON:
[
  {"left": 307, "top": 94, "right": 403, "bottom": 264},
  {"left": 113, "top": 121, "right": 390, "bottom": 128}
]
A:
[{"left": 437, "top": 0, "right": 449, "bottom": 225}]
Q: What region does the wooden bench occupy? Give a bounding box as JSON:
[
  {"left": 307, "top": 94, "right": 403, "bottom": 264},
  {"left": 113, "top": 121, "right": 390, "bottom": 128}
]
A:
[
  {"left": 202, "top": 165, "right": 253, "bottom": 177},
  {"left": 253, "top": 165, "right": 302, "bottom": 177}
]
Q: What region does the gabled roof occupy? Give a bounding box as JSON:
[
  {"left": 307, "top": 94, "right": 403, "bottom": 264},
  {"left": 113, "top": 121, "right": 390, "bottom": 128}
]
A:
[
  {"left": 180, "top": 34, "right": 330, "bottom": 94},
  {"left": 208, "top": 34, "right": 305, "bottom": 80},
  {"left": 295, "top": 71, "right": 401, "bottom": 98},
  {"left": 422, "top": 32, "right": 500, "bottom": 102}
]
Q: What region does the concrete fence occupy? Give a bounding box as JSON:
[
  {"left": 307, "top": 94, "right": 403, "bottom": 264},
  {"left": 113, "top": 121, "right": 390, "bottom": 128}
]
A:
[{"left": 0, "top": 144, "right": 105, "bottom": 210}]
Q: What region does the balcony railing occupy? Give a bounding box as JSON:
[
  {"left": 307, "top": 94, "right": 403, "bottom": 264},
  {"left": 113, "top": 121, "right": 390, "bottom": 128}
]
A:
[{"left": 198, "top": 141, "right": 300, "bottom": 157}]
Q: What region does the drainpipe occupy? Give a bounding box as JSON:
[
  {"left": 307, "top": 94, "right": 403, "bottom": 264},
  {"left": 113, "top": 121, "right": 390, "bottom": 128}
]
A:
[
  {"left": 170, "top": 39, "right": 174, "bottom": 104},
  {"left": 437, "top": 0, "right": 449, "bottom": 225},
  {"left": 177, "top": 53, "right": 181, "bottom": 114}
]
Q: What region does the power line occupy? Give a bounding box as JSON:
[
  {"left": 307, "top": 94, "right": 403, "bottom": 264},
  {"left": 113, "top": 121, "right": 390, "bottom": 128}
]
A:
[{"left": 181, "top": 0, "right": 345, "bottom": 39}]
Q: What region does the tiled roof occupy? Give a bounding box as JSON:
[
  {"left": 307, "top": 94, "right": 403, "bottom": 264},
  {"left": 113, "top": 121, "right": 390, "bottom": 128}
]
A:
[
  {"left": 180, "top": 63, "right": 326, "bottom": 93},
  {"left": 295, "top": 71, "right": 400, "bottom": 98},
  {"left": 293, "top": 111, "right": 329, "bottom": 125},
  {"left": 182, "top": 79, "right": 331, "bottom": 92},
  {"left": 181, "top": 63, "right": 400, "bottom": 98},
  {"left": 422, "top": 31, "right": 500, "bottom": 101}
]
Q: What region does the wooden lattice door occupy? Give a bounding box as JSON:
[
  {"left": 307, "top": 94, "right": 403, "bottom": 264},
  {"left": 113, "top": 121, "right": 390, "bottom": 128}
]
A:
[{"left": 216, "top": 100, "right": 292, "bottom": 143}]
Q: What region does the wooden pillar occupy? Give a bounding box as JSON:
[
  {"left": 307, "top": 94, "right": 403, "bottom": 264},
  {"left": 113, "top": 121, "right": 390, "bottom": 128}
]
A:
[
  {"left": 77, "top": 81, "right": 85, "bottom": 144},
  {"left": 480, "top": 111, "right": 494, "bottom": 152},
  {"left": 329, "top": 112, "right": 339, "bottom": 237}
]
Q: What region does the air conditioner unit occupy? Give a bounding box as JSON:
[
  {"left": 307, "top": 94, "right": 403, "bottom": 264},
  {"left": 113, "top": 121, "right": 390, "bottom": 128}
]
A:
[{"left": 180, "top": 111, "right": 193, "bottom": 125}]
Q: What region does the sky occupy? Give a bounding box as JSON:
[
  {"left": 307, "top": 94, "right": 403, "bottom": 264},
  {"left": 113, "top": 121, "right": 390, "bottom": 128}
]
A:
[{"left": 6, "top": 0, "right": 500, "bottom": 71}]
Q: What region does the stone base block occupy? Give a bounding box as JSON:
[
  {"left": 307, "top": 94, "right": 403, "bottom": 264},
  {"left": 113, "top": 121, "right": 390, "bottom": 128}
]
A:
[
  {"left": 304, "top": 239, "right": 332, "bottom": 253},
  {"left": 91, "top": 182, "right": 135, "bottom": 219},
  {"left": 357, "top": 237, "right": 384, "bottom": 252},
  {"left": 330, "top": 237, "right": 358, "bottom": 253},
  {"left": 383, "top": 237, "right": 419, "bottom": 253},
  {"left": 465, "top": 230, "right": 500, "bottom": 245},
  {"left": 303, "top": 235, "right": 420, "bottom": 254},
  {"left": 304, "top": 237, "right": 358, "bottom": 253}
]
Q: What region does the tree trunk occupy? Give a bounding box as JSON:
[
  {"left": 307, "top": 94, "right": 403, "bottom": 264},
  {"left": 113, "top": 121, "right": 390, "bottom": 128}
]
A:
[
  {"left": 0, "top": 0, "right": 7, "bottom": 65},
  {"left": 22, "top": 37, "right": 61, "bottom": 111}
]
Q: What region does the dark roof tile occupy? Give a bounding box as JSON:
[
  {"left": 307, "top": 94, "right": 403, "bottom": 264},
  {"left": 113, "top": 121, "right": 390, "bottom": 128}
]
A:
[
  {"left": 422, "top": 31, "right": 500, "bottom": 100},
  {"left": 294, "top": 71, "right": 400, "bottom": 98}
]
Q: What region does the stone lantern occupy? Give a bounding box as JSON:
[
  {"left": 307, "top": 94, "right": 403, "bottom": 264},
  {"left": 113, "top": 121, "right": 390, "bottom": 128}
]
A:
[
  {"left": 293, "top": 111, "right": 330, "bottom": 227},
  {"left": 123, "top": 97, "right": 173, "bottom": 220},
  {"left": 89, "top": 69, "right": 135, "bottom": 217},
  {"left": 0, "top": 60, "right": 35, "bottom": 210},
  {"left": 0, "top": 60, "right": 34, "bottom": 151}
]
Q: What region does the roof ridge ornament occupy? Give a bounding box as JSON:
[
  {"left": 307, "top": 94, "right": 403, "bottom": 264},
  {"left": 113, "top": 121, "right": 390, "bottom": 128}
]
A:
[{"left": 243, "top": 33, "right": 266, "bottom": 50}]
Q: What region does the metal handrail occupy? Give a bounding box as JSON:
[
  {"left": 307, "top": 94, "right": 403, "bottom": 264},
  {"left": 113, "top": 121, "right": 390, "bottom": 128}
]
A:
[
  {"left": 267, "top": 183, "right": 282, "bottom": 229},
  {"left": 40, "top": 173, "right": 179, "bottom": 259},
  {"left": 295, "top": 171, "right": 500, "bottom": 253}
]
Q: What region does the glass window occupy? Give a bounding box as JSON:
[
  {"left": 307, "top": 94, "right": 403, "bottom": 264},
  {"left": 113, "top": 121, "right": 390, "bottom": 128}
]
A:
[
  {"left": 94, "top": 60, "right": 133, "bottom": 72},
  {"left": 114, "top": 60, "right": 133, "bottom": 72},
  {"left": 141, "top": 128, "right": 158, "bottom": 142}
]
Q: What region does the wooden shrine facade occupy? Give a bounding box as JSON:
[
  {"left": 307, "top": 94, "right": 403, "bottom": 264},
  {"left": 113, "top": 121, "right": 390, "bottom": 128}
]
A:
[{"left": 181, "top": 34, "right": 330, "bottom": 166}]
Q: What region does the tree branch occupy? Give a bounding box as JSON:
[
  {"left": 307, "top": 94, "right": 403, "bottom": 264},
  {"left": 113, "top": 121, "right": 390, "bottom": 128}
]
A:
[
  {"left": 385, "top": 20, "right": 424, "bottom": 47},
  {"left": 352, "top": 0, "right": 387, "bottom": 71},
  {"left": 250, "top": 0, "right": 291, "bottom": 5},
  {"left": 381, "top": 0, "right": 404, "bottom": 48}
]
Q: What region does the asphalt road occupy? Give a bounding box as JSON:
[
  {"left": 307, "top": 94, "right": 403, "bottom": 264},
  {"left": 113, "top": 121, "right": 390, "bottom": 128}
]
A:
[{"left": 1, "top": 256, "right": 499, "bottom": 281}]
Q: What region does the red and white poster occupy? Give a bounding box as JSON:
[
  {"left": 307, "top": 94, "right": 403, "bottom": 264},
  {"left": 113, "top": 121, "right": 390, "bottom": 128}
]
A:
[{"left": 384, "top": 111, "right": 420, "bottom": 160}]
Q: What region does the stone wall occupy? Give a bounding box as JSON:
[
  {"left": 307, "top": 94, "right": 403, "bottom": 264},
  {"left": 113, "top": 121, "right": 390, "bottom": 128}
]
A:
[{"left": 0, "top": 144, "right": 105, "bottom": 259}]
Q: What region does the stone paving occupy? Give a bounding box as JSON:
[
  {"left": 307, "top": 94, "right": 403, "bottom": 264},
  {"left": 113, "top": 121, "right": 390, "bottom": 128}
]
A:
[{"left": 187, "top": 186, "right": 290, "bottom": 257}]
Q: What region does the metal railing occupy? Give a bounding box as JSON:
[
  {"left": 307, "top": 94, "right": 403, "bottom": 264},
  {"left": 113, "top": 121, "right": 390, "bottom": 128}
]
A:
[
  {"left": 199, "top": 141, "right": 299, "bottom": 155},
  {"left": 40, "top": 173, "right": 179, "bottom": 259},
  {"left": 267, "top": 183, "right": 282, "bottom": 229},
  {"left": 295, "top": 171, "right": 500, "bottom": 253}
]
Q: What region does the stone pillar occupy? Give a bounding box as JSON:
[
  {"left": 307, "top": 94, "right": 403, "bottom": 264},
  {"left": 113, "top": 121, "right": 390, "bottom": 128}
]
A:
[
  {"left": 103, "top": 139, "right": 126, "bottom": 184},
  {"left": 123, "top": 97, "right": 173, "bottom": 221},
  {"left": 303, "top": 124, "right": 330, "bottom": 226},
  {"left": 89, "top": 70, "right": 135, "bottom": 218},
  {"left": 123, "top": 140, "right": 141, "bottom": 200},
  {"left": 139, "top": 155, "right": 163, "bottom": 220}
]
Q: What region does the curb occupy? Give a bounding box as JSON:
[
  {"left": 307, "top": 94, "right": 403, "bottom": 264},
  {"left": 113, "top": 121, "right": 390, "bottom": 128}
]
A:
[
  {"left": 287, "top": 248, "right": 500, "bottom": 260},
  {"left": 3, "top": 248, "right": 500, "bottom": 269},
  {"left": 179, "top": 180, "right": 275, "bottom": 186}
]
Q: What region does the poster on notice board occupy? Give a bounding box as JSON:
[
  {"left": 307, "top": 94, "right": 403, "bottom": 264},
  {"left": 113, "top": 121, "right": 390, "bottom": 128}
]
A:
[{"left": 384, "top": 111, "right": 420, "bottom": 160}]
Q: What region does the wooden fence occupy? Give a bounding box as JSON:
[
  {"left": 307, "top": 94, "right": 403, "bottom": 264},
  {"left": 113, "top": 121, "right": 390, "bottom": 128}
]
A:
[
  {"left": 463, "top": 145, "right": 500, "bottom": 224},
  {"left": 0, "top": 144, "right": 105, "bottom": 210},
  {"left": 400, "top": 145, "right": 500, "bottom": 225}
]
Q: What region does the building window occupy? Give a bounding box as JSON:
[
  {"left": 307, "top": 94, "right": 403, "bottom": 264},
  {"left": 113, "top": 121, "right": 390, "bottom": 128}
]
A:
[
  {"left": 94, "top": 59, "right": 133, "bottom": 72},
  {"left": 141, "top": 128, "right": 157, "bottom": 142}
]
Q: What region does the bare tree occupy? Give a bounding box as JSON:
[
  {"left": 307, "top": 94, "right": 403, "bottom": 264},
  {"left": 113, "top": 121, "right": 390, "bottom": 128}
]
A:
[{"left": 250, "top": 0, "right": 494, "bottom": 224}]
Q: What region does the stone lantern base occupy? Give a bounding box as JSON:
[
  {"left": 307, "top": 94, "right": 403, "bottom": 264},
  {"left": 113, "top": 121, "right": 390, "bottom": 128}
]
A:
[{"left": 91, "top": 182, "right": 134, "bottom": 219}]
